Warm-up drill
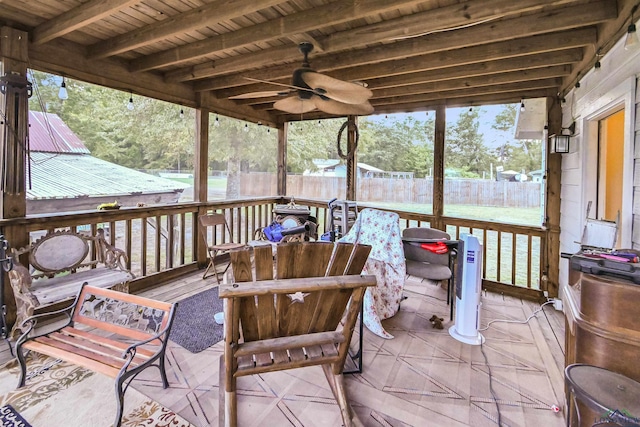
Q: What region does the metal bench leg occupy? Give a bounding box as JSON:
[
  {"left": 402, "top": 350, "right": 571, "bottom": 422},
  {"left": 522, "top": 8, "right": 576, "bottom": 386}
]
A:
[
  {"left": 159, "top": 355, "right": 169, "bottom": 388},
  {"left": 114, "top": 376, "right": 125, "bottom": 427},
  {"left": 15, "top": 342, "right": 27, "bottom": 388}
]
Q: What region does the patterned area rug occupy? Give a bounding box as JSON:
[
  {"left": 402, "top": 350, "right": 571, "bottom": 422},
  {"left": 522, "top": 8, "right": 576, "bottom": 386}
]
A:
[
  {"left": 171, "top": 287, "right": 224, "bottom": 353},
  {"left": 0, "top": 352, "right": 194, "bottom": 427}
]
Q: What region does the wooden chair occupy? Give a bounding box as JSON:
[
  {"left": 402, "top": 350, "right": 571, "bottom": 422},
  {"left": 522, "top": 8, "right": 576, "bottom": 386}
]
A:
[
  {"left": 219, "top": 241, "right": 376, "bottom": 427},
  {"left": 198, "top": 213, "right": 245, "bottom": 282}
]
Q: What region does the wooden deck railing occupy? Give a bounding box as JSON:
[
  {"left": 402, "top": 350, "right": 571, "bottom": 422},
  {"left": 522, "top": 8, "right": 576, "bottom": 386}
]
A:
[
  {"left": 0, "top": 196, "right": 546, "bottom": 323},
  {"left": 297, "top": 198, "right": 547, "bottom": 301}
]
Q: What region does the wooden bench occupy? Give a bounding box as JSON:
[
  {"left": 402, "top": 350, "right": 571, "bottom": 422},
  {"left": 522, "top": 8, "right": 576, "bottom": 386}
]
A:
[
  {"left": 8, "top": 229, "right": 134, "bottom": 337},
  {"left": 15, "top": 283, "right": 176, "bottom": 427}
]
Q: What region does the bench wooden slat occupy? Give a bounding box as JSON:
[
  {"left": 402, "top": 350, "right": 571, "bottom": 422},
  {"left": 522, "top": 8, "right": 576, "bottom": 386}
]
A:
[
  {"left": 23, "top": 339, "right": 124, "bottom": 378},
  {"left": 61, "top": 326, "right": 156, "bottom": 358},
  {"left": 51, "top": 330, "right": 151, "bottom": 365}
]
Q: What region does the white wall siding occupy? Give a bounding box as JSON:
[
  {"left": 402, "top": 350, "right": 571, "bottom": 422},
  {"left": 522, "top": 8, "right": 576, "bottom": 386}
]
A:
[{"left": 559, "top": 30, "right": 640, "bottom": 289}]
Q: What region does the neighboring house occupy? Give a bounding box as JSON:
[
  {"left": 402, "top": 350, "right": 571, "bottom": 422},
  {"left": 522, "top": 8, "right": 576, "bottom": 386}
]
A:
[
  {"left": 529, "top": 170, "right": 544, "bottom": 183},
  {"left": 305, "top": 159, "right": 411, "bottom": 178},
  {"left": 27, "top": 111, "right": 189, "bottom": 214}
]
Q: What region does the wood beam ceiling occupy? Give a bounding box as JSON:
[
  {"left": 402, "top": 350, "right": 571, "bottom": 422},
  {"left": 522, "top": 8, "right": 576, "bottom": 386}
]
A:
[
  {"left": 202, "top": 27, "right": 596, "bottom": 95},
  {"left": 87, "top": 0, "right": 286, "bottom": 59},
  {"left": 128, "top": 0, "right": 427, "bottom": 72},
  {"left": 31, "top": 0, "right": 141, "bottom": 45},
  {"left": 166, "top": 0, "right": 591, "bottom": 83},
  {"left": 0, "top": 0, "right": 630, "bottom": 123}
]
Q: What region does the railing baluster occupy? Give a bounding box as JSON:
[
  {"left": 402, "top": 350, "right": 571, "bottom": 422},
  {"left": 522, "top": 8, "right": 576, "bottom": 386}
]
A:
[
  {"left": 141, "top": 217, "right": 147, "bottom": 277},
  {"left": 496, "top": 230, "right": 502, "bottom": 283},
  {"left": 511, "top": 232, "right": 517, "bottom": 286}
]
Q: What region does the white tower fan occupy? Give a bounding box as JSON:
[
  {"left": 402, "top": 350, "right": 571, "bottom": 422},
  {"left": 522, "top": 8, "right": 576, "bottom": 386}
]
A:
[{"left": 449, "top": 233, "right": 485, "bottom": 345}]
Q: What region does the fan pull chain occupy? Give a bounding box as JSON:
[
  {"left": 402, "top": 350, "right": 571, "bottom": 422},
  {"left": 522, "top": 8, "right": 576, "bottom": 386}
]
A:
[{"left": 336, "top": 119, "right": 359, "bottom": 160}]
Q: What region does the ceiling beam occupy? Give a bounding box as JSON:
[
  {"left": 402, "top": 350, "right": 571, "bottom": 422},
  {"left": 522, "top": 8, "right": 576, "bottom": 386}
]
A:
[
  {"left": 26, "top": 38, "right": 273, "bottom": 125},
  {"left": 219, "top": 48, "right": 582, "bottom": 101},
  {"left": 204, "top": 27, "right": 596, "bottom": 94},
  {"left": 250, "top": 77, "right": 561, "bottom": 112},
  {"left": 168, "top": 0, "right": 612, "bottom": 83},
  {"left": 367, "top": 50, "right": 582, "bottom": 89},
  {"left": 31, "top": 0, "right": 140, "bottom": 45},
  {"left": 371, "top": 68, "right": 570, "bottom": 100},
  {"left": 129, "top": 0, "right": 426, "bottom": 72},
  {"left": 87, "top": 0, "right": 285, "bottom": 59},
  {"left": 371, "top": 79, "right": 561, "bottom": 107},
  {"left": 275, "top": 89, "right": 557, "bottom": 121}
]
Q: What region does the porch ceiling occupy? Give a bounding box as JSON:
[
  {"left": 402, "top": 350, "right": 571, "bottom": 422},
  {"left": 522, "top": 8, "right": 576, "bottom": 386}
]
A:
[{"left": 1, "top": 0, "right": 635, "bottom": 124}]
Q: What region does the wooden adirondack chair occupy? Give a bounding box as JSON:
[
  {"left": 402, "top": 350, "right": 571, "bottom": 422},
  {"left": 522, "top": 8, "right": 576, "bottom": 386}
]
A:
[{"left": 218, "top": 241, "right": 375, "bottom": 427}]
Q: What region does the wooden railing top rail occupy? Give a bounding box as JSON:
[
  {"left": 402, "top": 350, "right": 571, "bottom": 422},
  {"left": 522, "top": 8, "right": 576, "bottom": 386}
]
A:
[{"left": 0, "top": 197, "right": 284, "bottom": 230}]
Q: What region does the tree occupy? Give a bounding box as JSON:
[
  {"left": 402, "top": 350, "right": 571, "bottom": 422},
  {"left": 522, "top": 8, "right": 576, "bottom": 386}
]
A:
[
  {"left": 491, "top": 103, "right": 542, "bottom": 174},
  {"left": 446, "top": 108, "right": 495, "bottom": 177},
  {"left": 358, "top": 115, "right": 434, "bottom": 176},
  {"left": 208, "top": 116, "right": 277, "bottom": 198},
  {"left": 28, "top": 71, "right": 194, "bottom": 171}
]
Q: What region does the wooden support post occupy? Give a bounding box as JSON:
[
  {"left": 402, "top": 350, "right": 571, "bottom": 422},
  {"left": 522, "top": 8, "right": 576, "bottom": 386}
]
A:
[
  {"left": 433, "top": 106, "right": 445, "bottom": 230},
  {"left": 277, "top": 122, "right": 288, "bottom": 196},
  {"left": 346, "top": 116, "right": 357, "bottom": 201},
  {"left": 545, "top": 96, "right": 562, "bottom": 298},
  {"left": 194, "top": 106, "right": 209, "bottom": 269},
  {"left": 0, "top": 27, "right": 30, "bottom": 327},
  {"left": 194, "top": 107, "right": 209, "bottom": 203}
]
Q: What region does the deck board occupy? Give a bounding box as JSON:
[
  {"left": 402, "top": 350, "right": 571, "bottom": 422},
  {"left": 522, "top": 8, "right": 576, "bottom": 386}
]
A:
[{"left": 0, "top": 271, "right": 567, "bottom": 426}]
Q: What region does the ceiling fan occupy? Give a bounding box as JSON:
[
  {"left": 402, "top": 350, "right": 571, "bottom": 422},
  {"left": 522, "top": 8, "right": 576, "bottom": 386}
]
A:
[{"left": 229, "top": 42, "right": 374, "bottom": 115}]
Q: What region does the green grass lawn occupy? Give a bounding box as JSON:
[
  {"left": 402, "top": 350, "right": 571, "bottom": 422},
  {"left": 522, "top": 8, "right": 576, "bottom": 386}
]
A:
[
  {"left": 167, "top": 177, "right": 227, "bottom": 190},
  {"left": 365, "top": 201, "right": 541, "bottom": 227}
]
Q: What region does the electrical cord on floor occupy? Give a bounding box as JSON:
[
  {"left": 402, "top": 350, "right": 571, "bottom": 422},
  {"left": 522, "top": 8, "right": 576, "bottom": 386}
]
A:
[
  {"left": 479, "top": 300, "right": 554, "bottom": 331},
  {"left": 480, "top": 340, "right": 502, "bottom": 426}
]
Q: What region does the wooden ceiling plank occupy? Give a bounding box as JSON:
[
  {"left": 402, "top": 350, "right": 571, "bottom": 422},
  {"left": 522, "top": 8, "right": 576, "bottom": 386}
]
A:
[
  {"left": 178, "top": 0, "right": 612, "bottom": 84},
  {"left": 274, "top": 88, "right": 556, "bottom": 121},
  {"left": 321, "top": 0, "right": 570, "bottom": 52},
  {"left": 370, "top": 78, "right": 562, "bottom": 107},
  {"left": 88, "top": 0, "right": 286, "bottom": 59},
  {"left": 372, "top": 67, "right": 571, "bottom": 99},
  {"left": 129, "top": 0, "right": 427, "bottom": 72},
  {"left": 368, "top": 89, "right": 557, "bottom": 116},
  {"left": 220, "top": 48, "right": 582, "bottom": 101},
  {"left": 203, "top": 28, "right": 596, "bottom": 94},
  {"left": 368, "top": 50, "right": 582, "bottom": 89},
  {"left": 164, "top": 0, "right": 575, "bottom": 83},
  {"left": 31, "top": 0, "right": 141, "bottom": 45},
  {"left": 235, "top": 65, "right": 571, "bottom": 107}
]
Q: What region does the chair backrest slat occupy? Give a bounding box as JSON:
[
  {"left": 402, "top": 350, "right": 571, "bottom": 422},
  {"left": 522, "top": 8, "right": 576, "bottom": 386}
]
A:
[{"left": 226, "top": 242, "right": 374, "bottom": 346}]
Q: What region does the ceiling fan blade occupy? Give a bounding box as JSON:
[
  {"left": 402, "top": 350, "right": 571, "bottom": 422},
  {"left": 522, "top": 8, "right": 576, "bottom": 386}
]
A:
[
  {"left": 313, "top": 97, "right": 374, "bottom": 116},
  {"left": 302, "top": 72, "right": 373, "bottom": 104},
  {"left": 274, "top": 96, "right": 317, "bottom": 114},
  {"left": 229, "top": 90, "right": 290, "bottom": 100},
  {"left": 244, "top": 77, "right": 313, "bottom": 94}
]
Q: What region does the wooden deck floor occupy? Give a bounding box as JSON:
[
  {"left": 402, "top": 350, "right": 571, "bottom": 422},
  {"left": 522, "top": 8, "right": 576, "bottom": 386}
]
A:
[{"left": 0, "top": 271, "right": 567, "bottom": 426}]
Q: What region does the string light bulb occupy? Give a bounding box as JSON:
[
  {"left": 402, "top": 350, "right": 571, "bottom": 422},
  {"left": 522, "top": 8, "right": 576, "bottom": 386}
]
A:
[
  {"left": 179, "top": 108, "right": 184, "bottom": 119},
  {"left": 127, "top": 92, "right": 134, "bottom": 111},
  {"left": 58, "top": 77, "right": 68, "bottom": 100},
  {"left": 625, "top": 5, "right": 639, "bottom": 50},
  {"left": 214, "top": 115, "right": 220, "bottom": 127},
  {"left": 243, "top": 123, "right": 249, "bottom": 132},
  {"left": 625, "top": 23, "right": 639, "bottom": 50},
  {"left": 520, "top": 101, "right": 525, "bottom": 112}
]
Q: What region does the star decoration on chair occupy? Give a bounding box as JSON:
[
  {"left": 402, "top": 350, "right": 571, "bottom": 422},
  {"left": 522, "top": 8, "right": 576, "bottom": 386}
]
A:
[{"left": 287, "top": 292, "right": 310, "bottom": 304}]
